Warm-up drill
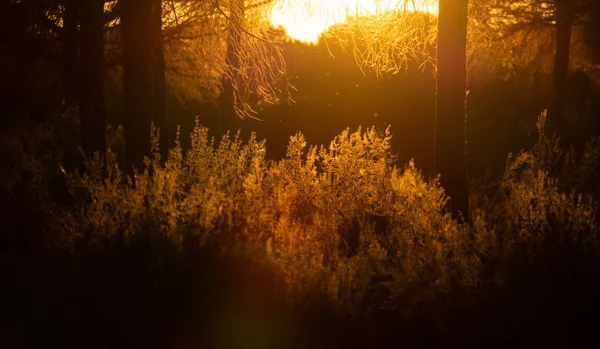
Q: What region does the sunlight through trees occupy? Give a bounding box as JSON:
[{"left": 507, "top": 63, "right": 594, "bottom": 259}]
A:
[{"left": 2, "top": 1, "right": 600, "bottom": 346}]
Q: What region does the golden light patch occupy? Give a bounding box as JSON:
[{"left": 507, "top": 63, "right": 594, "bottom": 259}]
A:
[{"left": 270, "top": 0, "right": 438, "bottom": 44}]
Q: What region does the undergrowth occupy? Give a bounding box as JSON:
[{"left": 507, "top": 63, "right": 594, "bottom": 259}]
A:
[{"left": 2, "top": 112, "right": 600, "bottom": 347}]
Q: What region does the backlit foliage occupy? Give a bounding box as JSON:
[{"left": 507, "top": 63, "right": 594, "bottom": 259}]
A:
[
  {"left": 469, "top": 0, "right": 599, "bottom": 82},
  {"left": 323, "top": 1, "right": 438, "bottom": 77},
  {"left": 163, "top": 1, "right": 227, "bottom": 102},
  {"left": 165, "top": 0, "right": 289, "bottom": 118},
  {"left": 498, "top": 112, "right": 598, "bottom": 253},
  {"left": 3, "top": 113, "right": 587, "bottom": 317}
]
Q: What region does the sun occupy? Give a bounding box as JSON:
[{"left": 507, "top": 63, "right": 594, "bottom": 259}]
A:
[{"left": 270, "top": 0, "right": 438, "bottom": 44}]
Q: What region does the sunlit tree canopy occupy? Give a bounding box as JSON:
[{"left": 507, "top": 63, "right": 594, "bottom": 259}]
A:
[
  {"left": 162, "top": 0, "right": 289, "bottom": 119},
  {"left": 270, "top": 0, "right": 439, "bottom": 77},
  {"left": 271, "top": 0, "right": 438, "bottom": 44}
]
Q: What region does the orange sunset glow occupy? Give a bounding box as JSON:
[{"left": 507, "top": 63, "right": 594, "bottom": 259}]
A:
[
  {"left": 6, "top": 0, "right": 600, "bottom": 347},
  {"left": 271, "top": 0, "right": 438, "bottom": 43}
]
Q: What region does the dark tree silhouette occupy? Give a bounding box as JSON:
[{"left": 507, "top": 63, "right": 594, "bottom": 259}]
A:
[
  {"left": 553, "top": 0, "right": 575, "bottom": 135},
  {"left": 152, "top": 0, "right": 169, "bottom": 159},
  {"left": 484, "top": 0, "right": 599, "bottom": 136},
  {"left": 79, "top": 0, "right": 107, "bottom": 157},
  {"left": 436, "top": 0, "right": 470, "bottom": 221},
  {"left": 121, "top": 0, "right": 168, "bottom": 169},
  {"left": 583, "top": 1, "right": 600, "bottom": 63},
  {"left": 62, "top": 0, "right": 79, "bottom": 104}
]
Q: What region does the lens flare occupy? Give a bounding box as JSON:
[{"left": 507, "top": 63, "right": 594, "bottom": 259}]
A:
[{"left": 271, "top": 0, "right": 438, "bottom": 44}]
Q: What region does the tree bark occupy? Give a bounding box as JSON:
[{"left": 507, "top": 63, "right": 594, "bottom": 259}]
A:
[
  {"left": 152, "top": 0, "right": 169, "bottom": 160},
  {"left": 121, "top": 0, "right": 168, "bottom": 170},
  {"left": 79, "top": 0, "right": 106, "bottom": 157},
  {"left": 62, "top": 0, "right": 79, "bottom": 104},
  {"left": 435, "top": 0, "right": 470, "bottom": 221},
  {"left": 549, "top": 0, "right": 573, "bottom": 139},
  {"left": 120, "top": 0, "right": 168, "bottom": 169},
  {"left": 121, "top": 0, "right": 153, "bottom": 171}
]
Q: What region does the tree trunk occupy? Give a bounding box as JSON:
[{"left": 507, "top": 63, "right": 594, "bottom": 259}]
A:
[
  {"left": 62, "top": 0, "right": 79, "bottom": 105},
  {"left": 549, "top": 0, "right": 573, "bottom": 139},
  {"left": 435, "top": 0, "right": 470, "bottom": 221},
  {"left": 79, "top": 0, "right": 106, "bottom": 157},
  {"left": 121, "top": 0, "right": 168, "bottom": 170},
  {"left": 152, "top": 0, "right": 169, "bottom": 160}
]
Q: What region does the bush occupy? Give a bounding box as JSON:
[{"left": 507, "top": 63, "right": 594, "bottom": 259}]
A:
[
  {"left": 5, "top": 113, "right": 600, "bottom": 347},
  {"left": 41, "top": 123, "right": 481, "bottom": 316}
]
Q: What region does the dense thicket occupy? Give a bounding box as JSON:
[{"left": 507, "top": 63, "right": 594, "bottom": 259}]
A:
[{"left": 2, "top": 113, "right": 600, "bottom": 347}]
